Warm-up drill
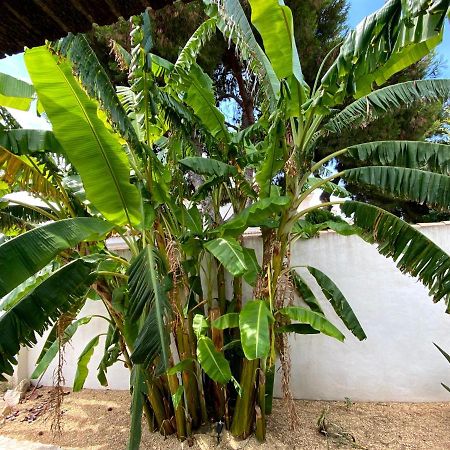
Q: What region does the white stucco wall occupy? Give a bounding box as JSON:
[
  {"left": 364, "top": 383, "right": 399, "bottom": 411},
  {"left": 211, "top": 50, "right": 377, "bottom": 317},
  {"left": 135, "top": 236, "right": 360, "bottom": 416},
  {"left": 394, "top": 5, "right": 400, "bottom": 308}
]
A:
[{"left": 20, "top": 222, "right": 450, "bottom": 401}]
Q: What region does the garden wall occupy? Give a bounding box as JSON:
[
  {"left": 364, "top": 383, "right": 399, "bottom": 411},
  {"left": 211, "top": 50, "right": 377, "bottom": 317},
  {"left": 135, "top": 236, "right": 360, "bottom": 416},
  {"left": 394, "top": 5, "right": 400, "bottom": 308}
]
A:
[{"left": 18, "top": 222, "right": 450, "bottom": 402}]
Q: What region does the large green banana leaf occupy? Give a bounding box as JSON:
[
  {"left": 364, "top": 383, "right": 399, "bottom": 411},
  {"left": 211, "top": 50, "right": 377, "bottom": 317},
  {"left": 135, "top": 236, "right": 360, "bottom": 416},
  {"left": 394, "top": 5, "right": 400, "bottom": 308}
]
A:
[
  {"left": 0, "top": 73, "right": 35, "bottom": 111},
  {"left": 0, "top": 259, "right": 95, "bottom": 378},
  {"left": 307, "top": 267, "right": 366, "bottom": 341},
  {"left": 343, "top": 166, "right": 450, "bottom": 209},
  {"left": 53, "top": 34, "right": 144, "bottom": 159},
  {"left": 204, "top": 237, "right": 247, "bottom": 277},
  {"left": 279, "top": 306, "right": 345, "bottom": 341},
  {"left": 345, "top": 141, "right": 450, "bottom": 175},
  {"left": 197, "top": 335, "right": 232, "bottom": 384},
  {"left": 179, "top": 156, "right": 237, "bottom": 177},
  {"left": 239, "top": 300, "right": 272, "bottom": 360},
  {"left": 247, "top": 0, "right": 304, "bottom": 84},
  {"left": 248, "top": 0, "right": 308, "bottom": 114},
  {"left": 325, "top": 79, "right": 450, "bottom": 133},
  {"left": 320, "top": 0, "right": 450, "bottom": 103},
  {"left": 0, "top": 217, "right": 113, "bottom": 297},
  {"left": 219, "top": 196, "right": 290, "bottom": 237},
  {"left": 25, "top": 46, "right": 141, "bottom": 226},
  {"left": 174, "top": 64, "right": 229, "bottom": 141},
  {"left": 0, "top": 129, "right": 63, "bottom": 155},
  {"left": 341, "top": 201, "right": 450, "bottom": 306}
]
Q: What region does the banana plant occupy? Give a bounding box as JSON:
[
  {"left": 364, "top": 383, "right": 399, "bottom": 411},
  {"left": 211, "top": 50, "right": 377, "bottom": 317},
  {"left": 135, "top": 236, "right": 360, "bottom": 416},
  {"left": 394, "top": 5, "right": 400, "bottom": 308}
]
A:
[{"left": 0, "top": 0, "right": 449, "bottom": 448}]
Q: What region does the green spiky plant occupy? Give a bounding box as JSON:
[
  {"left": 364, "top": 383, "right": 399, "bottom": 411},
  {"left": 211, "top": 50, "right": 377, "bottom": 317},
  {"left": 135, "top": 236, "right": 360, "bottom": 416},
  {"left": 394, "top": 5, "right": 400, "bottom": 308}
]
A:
[{"left": 0, "top": 0, "right": 450, "bottom": 447}]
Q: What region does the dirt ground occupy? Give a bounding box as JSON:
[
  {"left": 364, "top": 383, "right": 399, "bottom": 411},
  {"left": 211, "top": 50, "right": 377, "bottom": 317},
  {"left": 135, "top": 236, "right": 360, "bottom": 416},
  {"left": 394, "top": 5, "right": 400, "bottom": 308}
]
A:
[{"left": 0, "top": 387, "right": 449, "bottom": 449}]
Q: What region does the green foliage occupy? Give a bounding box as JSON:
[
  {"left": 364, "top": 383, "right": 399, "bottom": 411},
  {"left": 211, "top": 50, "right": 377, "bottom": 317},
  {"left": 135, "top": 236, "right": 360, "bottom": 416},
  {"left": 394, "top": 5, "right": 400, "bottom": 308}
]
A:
[
  {"left": 341, "top": 201, "right": 450, "bottom": 305},
  {"left": 239, "top": 300, "right": 273, "bottom": 360},
  {"left": 0, "top": 0, "right": 449, "bottom": 445},
  {"left": 128, "top": 245, "right": 171, "bottom": 370},
  {"left": 73, "top": 334, "right": 102, "bottom": 391},
  {"left": 0, "top": 260, "right": 95, "bottom": 378},
  {"left": 0, "top": 73, "right": 35, "bottom": 111},
  {"left": 197, "top": 336, "right": 232, "bottom": 383},
  {"left": 307, "top": 266, "right": 366, "bottom": 340},
  {"left": 31, "top": 316, "right": 94, "bottom": 380},
  {"left": 0, "top": 218, "right": 112, "bottom": 297},
  {"left": 434, "top": 343, "right": 450, "bottom": 393},
  {"left": 25, "top": 46, "right": 141, "bottom": 226},
  {"left": 278, "top": 306, "right": 345, "bottom": 341}
]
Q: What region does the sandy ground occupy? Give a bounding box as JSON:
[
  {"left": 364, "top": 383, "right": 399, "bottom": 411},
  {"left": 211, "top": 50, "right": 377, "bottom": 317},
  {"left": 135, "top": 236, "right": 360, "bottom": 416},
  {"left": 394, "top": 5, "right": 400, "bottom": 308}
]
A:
[{"left": 0, "top": 387, "right": 449, "bottom": 449}]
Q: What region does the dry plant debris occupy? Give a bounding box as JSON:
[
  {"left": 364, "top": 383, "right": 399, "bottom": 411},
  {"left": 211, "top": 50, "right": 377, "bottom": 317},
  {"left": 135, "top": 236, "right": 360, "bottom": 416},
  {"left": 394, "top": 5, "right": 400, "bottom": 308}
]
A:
[{"left": 0, "top": 388, "right": 449, "bottom": 449}]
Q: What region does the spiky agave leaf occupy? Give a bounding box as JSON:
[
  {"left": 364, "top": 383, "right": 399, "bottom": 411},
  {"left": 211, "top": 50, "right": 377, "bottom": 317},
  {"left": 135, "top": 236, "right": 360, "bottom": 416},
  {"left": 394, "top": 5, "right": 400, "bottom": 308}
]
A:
[{"left": 341, "top": 201, "right": 450, "bottom": 306}]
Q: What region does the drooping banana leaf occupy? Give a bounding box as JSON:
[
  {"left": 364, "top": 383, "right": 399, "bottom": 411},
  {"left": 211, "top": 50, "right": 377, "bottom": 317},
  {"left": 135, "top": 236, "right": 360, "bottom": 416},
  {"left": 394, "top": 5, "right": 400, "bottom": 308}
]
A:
[
  {"left": 242, "top": 247, "right": 261, "bottom": 287},
  {"left": 128, "top": 364, "right": 147, "bottom": 450},
  {"left": 343, "top": 166, "right": 450, "bottom": 210},
  {"left": 320, "top": 0, "right": 450, "bottom": 103},
  {"left": 179, "top": 157, "right": 237, "bottom": 178},
  {"left": 31, "top": 315, "right": 93, "bottom": 380},
  {"left": 197, "top": 335, "right": 232, "bottom": 384},
  {"left": 0, "top": 217, "right": 113, "bottom": 297},
  {"left": 0, "top": 72, "right": 35, "bottom": 111},
  {"left": 0, "top": 146, "right": 62, "bottom": 201},
  {"left": 203, "top": 0, "right": 279, "bottom": 109},
  {"left": 52, "top": 34, "right": 144, "bottom": 159},
  {"left": 344, "top": 141, "right": 450, "bottom": 176},
  {"left": 278, "top": 306, "right": 345, "bottom": 341},
  {"left": 307, "top": 266, "right": 366, "bottom": 341},
  {"left": 204, "top": 237, "right": 248, "bottom": 277},
  {"left": 128, "top": 245, "right": 170, "bottom": 370},
  {"left": 325, "top": 79, "right": 450, "bottom": 133},
  {"left": 290, "top": 269, "right": 324, "bottom": 315},
  {"left": 73, "top": 334, "right": 102, "bottom": 391},
  {"left": 25, "top": 46, "right": 141, "bottom": 226},
  {"left": 212, "top": 313, "right": 240, "bottom": 330},
  {"left": 239, "top": 300, "right": 273, "bottom": 360},
  {"left": 0, "top": 259, "right": 96, "bottom": 378},
  {"left": 219, "top": 195, "right": 290, "bottom": 237},
  {"left": 341, "top": 201, "right": 450, "bottom": 306},
  {"left": 0, "top": 129, "right": 63, "bottom": 156},
  {"left": 0, "top": 202, "right": 48, "bottom": 232}
]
